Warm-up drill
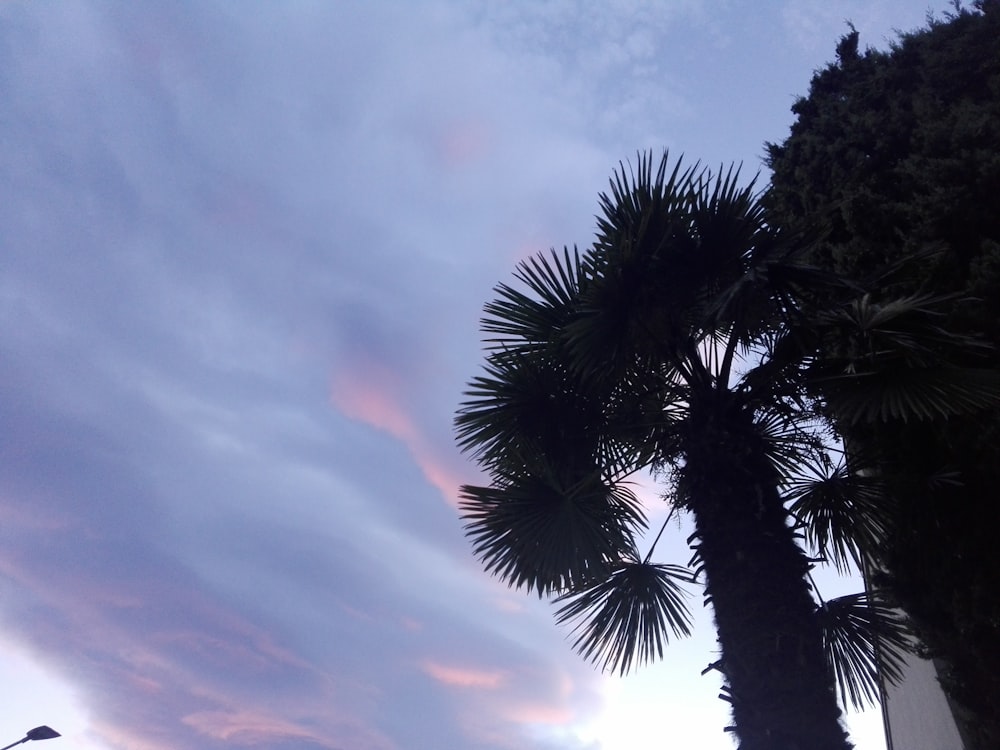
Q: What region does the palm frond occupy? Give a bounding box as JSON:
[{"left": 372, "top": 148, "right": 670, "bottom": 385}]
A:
[
  {"left": 814, "top": 292, "right": 994, "bottom": 369},
  {"left": 818, "top": 365, "right": 1000, "bottom": 424},
  {"left": 459, "top": 469, "right": 647, "bottom": 596},
  {"left": 817, "top": 592, "right": 911, "bottom": 711},
  {"left": 571, "top": 194, "right": 697, "bottom": 373},
  {"left": 455, "top": 347, "right": 603, "bottom": 468},
  {"left": 481, "top": 247, "right": 588, "bottom": 348},
  {"left": 753, "top": 405, "right": 829, "bottom": 484},
  {"left": 554, "top": 559, "right": 694, "bottom": 675},
  {"left": 595, "top": 151, "right": 700, "bottom": 252},
  {"left": 572, "top": 152, "right": 787, "bottom": 383},
  {"left": 456, "top": 343, "right": 670, "bottom": 480},
  {"left": 785, "top": 459, "right": 891, "bottom": 573},
  {"left": 689, "top": 164, "right": 764, "bottom": 295}
]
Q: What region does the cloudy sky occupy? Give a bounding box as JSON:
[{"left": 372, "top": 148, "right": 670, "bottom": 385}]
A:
[{"left": 1, "top": 2, "right": 943, "bottom": 749}]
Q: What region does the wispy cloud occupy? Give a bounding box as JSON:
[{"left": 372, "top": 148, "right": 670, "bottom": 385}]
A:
[
  {"left": 422, "top": 660, "right": 508, "bottom": 689},
  {"left": 330, "top": 360, "right": 469, "bottom": 508}
]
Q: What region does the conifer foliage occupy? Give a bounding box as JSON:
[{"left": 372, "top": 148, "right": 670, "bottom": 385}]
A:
[{"left": 766, "top": 3, "right": 1000, "bottom": 747}]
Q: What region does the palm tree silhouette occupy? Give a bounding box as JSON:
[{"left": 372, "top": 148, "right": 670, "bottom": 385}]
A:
[{"left": 455, "top": 152, "right": 996, "bottom": 749}]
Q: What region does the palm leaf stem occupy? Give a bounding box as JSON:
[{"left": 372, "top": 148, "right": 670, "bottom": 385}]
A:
[
  {"left": 718, "top": 323, "right": 742, "bottom": 388},
  {"left": 643, "top": 507, "right": 675, "bottom": 564}
]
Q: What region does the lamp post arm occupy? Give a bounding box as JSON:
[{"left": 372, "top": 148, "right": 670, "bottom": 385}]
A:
[{"left": 0, "top": 726, "right": 61, "bottom": 750}]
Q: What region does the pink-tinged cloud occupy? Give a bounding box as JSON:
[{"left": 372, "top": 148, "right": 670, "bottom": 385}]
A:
[
  {"left": 183, "top": 709, "right": 333, "bottom": 746},
  {"left": 400, "top": 616, "right": 423, "bottom": 632},
  {"left": 503, "top": 702, "right": 574, "bottom": 726},
  {"left": 125, "top": 672, "right": 164, "bottom": 694},
  {"left": 340, "top": 601, "right": 377, "bottom": 622},
  {"left": 493, "top": 596, "right": 527, "bottom": 614},
  {"left": 509, "top": 238, "right": 555, "bottom": 266},
  {"left": 331, "top": 366, "right": 415, "bottom": 443},
  {"left": 0, "top": 489, "right": 73, "bottom": 532},
  {"left": 421, "top": 660, "right": 507, "bottom": 689},
  {"left": 331, "top": 364, "right": 468, "bottom": 508},
  {"left": 438, "top": 119, "right": 491, "bottom": 168},
  {"left": 503, "top": 669, "right": 576, "bottom": 725},
  {"left": 153, "top": 627, "right": 304, "bottom": 674},
  {"left": 443, "top": 666, "right": 586, "bottom": 750},
  {"left": 181, "top": 680, "right": 397, "bottom": 750},
  {"left": 415, "top": 453, "right": 466, "bottom": 509},
  {"left": 89, "top": 719, "right": 179, "bottom": 750}
]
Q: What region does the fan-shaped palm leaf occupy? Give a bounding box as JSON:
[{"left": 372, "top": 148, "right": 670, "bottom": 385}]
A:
[
  {"left": 554, "top": 559, "right": 694, "bottom": 675},
  {"left": 566, "top": 153, "right": 708, "bottom": 377},
  {"left": 817, "top": 592, "right": 910, "bottom": 710},
  {"left": 785, "top": 458, "right": 892, "bottom": 573},
  {"left": 752, "top": 404, "right": 829, "bottom": 484},
  {"left": 819, "top": 365, "right": 1000, "bottom": 424},
  {"left": 460, "top": 468, "right": 646, "bottom": 596},
  {"left": 595, "top": 151, "right": 699, "bottom": 253},
  {"left": 792, "top": 291, "right": 1000, "bottom": 423},
  {"left": 689, "top": 167, "right": 765, "bottom": 301},
  {"left": 811, "top": 292, "right": 995, "bottom": 371},
  {"left": 456, "top": 348, "right": 608, "bottom": 468},
  {"left": 456, "top": 344, "right": 670, "bottom": 480},
  {"left": 481, "top": 247, "right": 588, "bottom": 349}
]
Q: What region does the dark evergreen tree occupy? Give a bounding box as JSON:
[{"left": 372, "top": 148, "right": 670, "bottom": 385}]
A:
[{"left": 766, "top": 4, "right": 1000, "bottom": 748}]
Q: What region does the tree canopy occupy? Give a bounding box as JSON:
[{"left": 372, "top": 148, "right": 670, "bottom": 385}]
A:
[{"left": 766, "top": 3, "right": 1000, "bottom": 748}]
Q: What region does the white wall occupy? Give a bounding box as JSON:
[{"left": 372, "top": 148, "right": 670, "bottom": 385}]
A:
[{"left": 883, "top": 653, "right": 964, "bottom": 750}]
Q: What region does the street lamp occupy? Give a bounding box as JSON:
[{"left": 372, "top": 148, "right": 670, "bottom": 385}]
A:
[{"left": 0, "top": 727, "right": 61, "bottom": 750}]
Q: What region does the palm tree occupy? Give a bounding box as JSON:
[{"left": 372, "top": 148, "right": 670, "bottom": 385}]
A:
[{"left": 454, "top": 153, "right": 960, "bottom": 749}]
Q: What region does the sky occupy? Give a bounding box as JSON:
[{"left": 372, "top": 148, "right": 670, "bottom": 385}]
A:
[{"left": 0, "top": 2, "right": 947, "bottom": 749}]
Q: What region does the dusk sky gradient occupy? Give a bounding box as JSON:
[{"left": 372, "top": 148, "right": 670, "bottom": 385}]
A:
[{"left": 1, "top": 2, "right": 945, "bottom": 749}]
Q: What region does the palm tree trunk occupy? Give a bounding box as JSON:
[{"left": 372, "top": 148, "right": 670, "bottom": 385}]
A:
[{"left": 683, "top": 390, "right": 851, "bottom": 750}]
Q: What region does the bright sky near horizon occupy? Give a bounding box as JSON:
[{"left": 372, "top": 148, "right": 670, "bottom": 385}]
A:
[{"left": 1, "top": 2, "right": 945, "bottom": 749}]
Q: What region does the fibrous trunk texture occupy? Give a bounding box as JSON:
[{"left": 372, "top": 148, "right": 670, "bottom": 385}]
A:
[{"left": 683, "top": 390, "right": 851, "bottom": 750}]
